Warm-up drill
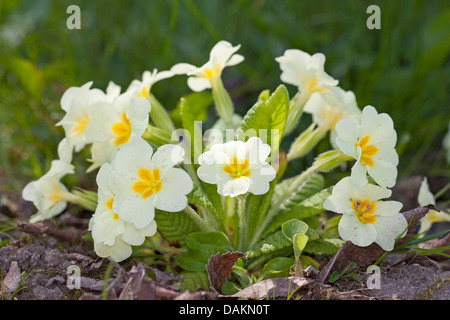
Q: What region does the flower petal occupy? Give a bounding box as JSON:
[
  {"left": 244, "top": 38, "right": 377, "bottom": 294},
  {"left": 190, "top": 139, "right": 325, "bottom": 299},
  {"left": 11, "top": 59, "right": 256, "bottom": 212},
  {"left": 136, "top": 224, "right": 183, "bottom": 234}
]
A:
[{"left": 338, "top": 212, "right": 377, "bottom": 247}]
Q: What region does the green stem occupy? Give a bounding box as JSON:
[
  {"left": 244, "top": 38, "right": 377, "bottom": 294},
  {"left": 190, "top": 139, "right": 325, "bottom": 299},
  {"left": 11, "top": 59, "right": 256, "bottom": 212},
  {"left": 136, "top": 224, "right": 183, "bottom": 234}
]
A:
[
  {"left": 210, "top": 76, "right": 234, "bottom": 129},
  {"left": 184, "top": 205, "right": 213, "bottom": 232},
  {"left": 236, "top": 194, "right": 247, "bottom": 252},
  {"left": 284, "top": 90, "right": 310, "bottom": 135},
  {"left": 148, "top": 94, "right": 176, "bottom": 133},
  {"left": 249, "top": 164, "right": 319, "bottom": 248}
]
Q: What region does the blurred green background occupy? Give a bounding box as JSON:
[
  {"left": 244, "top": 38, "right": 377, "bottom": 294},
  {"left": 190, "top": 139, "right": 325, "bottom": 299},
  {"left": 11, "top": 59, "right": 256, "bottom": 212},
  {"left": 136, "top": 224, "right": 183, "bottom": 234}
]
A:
[{"left": 1, "top": 0, "right": 449, "bottom": 192}]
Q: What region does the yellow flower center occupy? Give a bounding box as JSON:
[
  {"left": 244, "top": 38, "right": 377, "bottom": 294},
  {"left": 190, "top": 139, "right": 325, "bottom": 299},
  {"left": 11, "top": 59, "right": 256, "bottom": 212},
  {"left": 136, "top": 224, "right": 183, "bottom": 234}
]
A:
[
  {"left": 106, "top": 197, "right": 120, "bottom": 220},
  {"left": 301, "top": 75, "right": 327, "bottom": 94},
  {"left": 201, "top": 64, "right": 222, "bottom": 80},
  {"left": 352, "top": 199, "right": 376, "bottom": 224},
  {"left": 112, "top": 113, "right": 132, "bottom": 146},
  {"left": 223, "top": 157, "right": 251, "bottom": 179},
  {"left": 139, "top": 86, "right": 150, "bottom": 99},
  {"left": 132, "top": 168, "right": 162, "bottom": 199},
  {"left": 356, "top": 136, "right": 378, "bottom": 167},
  {"left": 73, "top": 109, "right": 90, "bottom": 137}
]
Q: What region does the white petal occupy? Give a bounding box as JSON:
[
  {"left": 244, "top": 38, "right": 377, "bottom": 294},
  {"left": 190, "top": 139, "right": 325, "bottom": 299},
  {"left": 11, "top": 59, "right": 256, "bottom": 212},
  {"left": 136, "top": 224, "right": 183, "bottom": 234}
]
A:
[
  {"left": 187, "top": 76, "right": 212, "bottom": 92},
  {"left": 170, "top": 63, "right": 197, "bottom": 75},
  {"left": 210, "top": 41, "right": 241, "bottom": 67},
  {"left": 96, "top": 163, "right": 113, "bottom": 194},
  {"left": 418, "top": 177, "right": 436, "bottom": 206},
  {"left": 122, "top": 220, "right": 157, "bottom": 246},
  {"left": 335, "top": 118, "right": 360, "bottom": 158},
  {"left": 218, "top": 177, "right": 250, "bottom": 197},
  {"left": 151, "top": 144, "right": 185, "bottom": 177},
  {"left": 156, "top": 168, "right": 192, "bottom": 212},
  {"left": 111, "top": 137, "right": 153, "bottom": 179},
  {"left": 247, "top": 167, "right": 275, "bottom": 195},
  {"left": 373, "top": 200, "right": 403, "bottom": 217},
  {"left": 338, "top": 212, "right": 377, "bottom": 247},
  {"left": 366, "top": 159, "right": 398, "bottom": 188},
  {"left": 350, "top": 161, "right": 368, "bottom": 187},
  {"left": 225, "top": 54, "right": 245, "bottom": 67},
  {"left": 113, "top": 194, "right": 156, "bottom": 229},
  {"left": 94, "top": 237, "right": 132, "bottom": 262},
  {"left": 374, "top": 214, "right": 408, "bottom": 251},
  {"left": 355, "top": 183, "right": 392, "bottom": 203}
]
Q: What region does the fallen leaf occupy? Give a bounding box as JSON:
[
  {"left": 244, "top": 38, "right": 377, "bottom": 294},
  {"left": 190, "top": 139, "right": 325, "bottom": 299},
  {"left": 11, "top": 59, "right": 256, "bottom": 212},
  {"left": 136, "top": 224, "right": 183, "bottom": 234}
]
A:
[
  {"left": 1, "top": 261, "right": 21, "bottom": 299},
  {"left": 206, "top": 251, "right": 245, "bottom": 293}
]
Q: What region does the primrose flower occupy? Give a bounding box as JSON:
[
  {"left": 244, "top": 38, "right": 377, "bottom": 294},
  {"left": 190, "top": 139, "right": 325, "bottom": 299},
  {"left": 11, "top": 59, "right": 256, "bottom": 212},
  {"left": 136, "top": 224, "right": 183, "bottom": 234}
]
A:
[
  {"left": 172, "top": 40, "right": 244, "bottom": 92},
  {"left": 56, "top": 81, "right": 108, "bottom": 152},
  {"left": 417, "top": 177, "right": 450, "bottom": 235},
  {"left": 22, "top": 159, "right": 75, "bottom": 223},
  {"left": 108, "top": 137, "right": 193, "bottom": 229},
  {"left": 323, "top": 177, "right": 407, "bottom": 251},
  {"left": 275, "top": 49, "right": 338, "bottom": 96},
  {"left": 126, "top": 69, "right": 181, "bottom": 99},
  {"left": 335, "top": 105, "right": 399, "bottom": 189},
  {"left": 90, "top": 163, "right": 157, "bottom": 262},
  {"left": 87, "top": 94, "right": 151, "bottom": 171},
  {"left": 305, "top": 87, "right": 361, "bottom": 131},
  {"left": 197, "top": 137, "right": 276, "bottom": 197}
]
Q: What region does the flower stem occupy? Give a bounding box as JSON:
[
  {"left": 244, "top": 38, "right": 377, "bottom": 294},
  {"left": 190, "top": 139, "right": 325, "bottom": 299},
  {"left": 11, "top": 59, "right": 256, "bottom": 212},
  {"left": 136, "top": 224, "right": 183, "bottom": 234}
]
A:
[
  {"left": 148, "top": 94, "right": 176, "bottom": 133},
  {"left": 236, "top": 194, "right": 247, "bottom": 252},
  {"left": 249, "top": 164, "right": 318, "bottom": 248},
  {"left": 184, "top": 205, "right": 213, "bottom": 232},
  {"left": 211, "top": 76, "right": 234, "bottom": 129}
]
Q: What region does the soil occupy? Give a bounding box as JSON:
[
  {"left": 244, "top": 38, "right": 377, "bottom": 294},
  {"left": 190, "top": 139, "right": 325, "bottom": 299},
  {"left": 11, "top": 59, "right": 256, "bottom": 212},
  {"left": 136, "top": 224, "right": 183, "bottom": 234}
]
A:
[{"left": 0, "top": 175, "right": 449, "bottom": 300}]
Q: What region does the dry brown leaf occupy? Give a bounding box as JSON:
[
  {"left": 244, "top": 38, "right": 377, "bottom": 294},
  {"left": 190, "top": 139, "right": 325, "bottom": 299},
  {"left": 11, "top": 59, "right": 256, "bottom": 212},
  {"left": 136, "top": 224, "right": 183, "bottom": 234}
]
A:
[
  {"left": 206, "top": 251, "right": 245, "bottom": 293},
  {"left": 1, "top": 261, "right": 21, "bottom": 298}
]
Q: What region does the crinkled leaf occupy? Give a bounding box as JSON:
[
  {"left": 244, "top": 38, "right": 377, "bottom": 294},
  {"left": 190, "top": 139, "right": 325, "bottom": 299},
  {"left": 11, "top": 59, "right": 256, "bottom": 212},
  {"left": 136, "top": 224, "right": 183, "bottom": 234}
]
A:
[
  {"left": 238, "top": 84, "right": 289, "bottom": 154},
  {"left": 154, "top": 209, "right": 198, "bottom": 245},
  {"left": 245, "top": 230, "right": 291, "bottom": 259}
]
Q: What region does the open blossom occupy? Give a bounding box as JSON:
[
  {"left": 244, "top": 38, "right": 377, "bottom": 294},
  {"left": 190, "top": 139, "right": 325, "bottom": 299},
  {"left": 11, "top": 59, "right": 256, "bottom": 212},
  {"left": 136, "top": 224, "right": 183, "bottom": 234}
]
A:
[
  {"left": 56, "top": 81, "right": 109, "bottom": 152},
  {"left": 22, "top": 160, "right": 75, "bottom": 223},
  {"left": 197, "top": 137, "right": 276, "bottom": 197},
  {"left": 304, "top": 87, "right": 361, "bottom": 131},
  {"left": 171, "top": 40, "right": 244, "bottom": 92},
  {"left": 87, "top": 94, "right": 151, "bottom": 171},
  {"left": 108, "top": 137, "right": 193, "bottom": 229},
  {"left": 126, "top": 69, "right": 182, "bottom": 99},
  {"left": 323, "top": 177, "right": 407, "bottom": 251},
  {"left": 335, "top": 105, "right": 399, "bottom": 189},
  {"left": 417, "top": 177, "right": 450, "bottom": 235},
  {"left": 90, "top": 163, "right": 157, "bottom": 262},
  {"left": 275, "top": 49, "right": 338, "bottom": 95}
]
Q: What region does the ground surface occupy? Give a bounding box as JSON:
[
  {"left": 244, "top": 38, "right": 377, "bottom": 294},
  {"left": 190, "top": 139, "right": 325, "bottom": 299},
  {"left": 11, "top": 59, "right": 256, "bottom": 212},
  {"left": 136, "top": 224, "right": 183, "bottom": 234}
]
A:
[{"left": 0, "top": 175, "right": 449, "bottom": 300}]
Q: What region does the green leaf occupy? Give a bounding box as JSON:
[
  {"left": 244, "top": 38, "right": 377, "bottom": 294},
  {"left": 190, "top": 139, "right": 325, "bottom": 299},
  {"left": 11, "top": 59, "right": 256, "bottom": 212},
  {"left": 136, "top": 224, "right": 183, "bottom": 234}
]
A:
[
  {"left": 154, "top": 210, "right": 198, "bottom": 245},
  {"left": 276, "top": 174, "right": 325, "bottom": 213},
  {"left": 303, "top": 239, "right": 339, "bottom": 256},
  {"left": 221, "top": 281, "right": 242, "bottom": 295},
  {"left": 246, "top": 179, "right": 277, "bottom": 244},
  {"left": 185, "top": 231, "right": 232, "bottom": 252},
  {"left": 179, "top": 271, "right": 210, "bottom": 292},
  {"left": 176, "top": 249, "right": 211, "bottom": 272},
  {"left": 259, "top": 257, "right": 294, "bottom": 280},
  {"left": 245, "top": 230, "right": 291, "bottom": 259},
  {"left": 281, "top": 219, "right": 308, "bottom": 241},
  {"left": 293, "top": 233, "right": 309, "bottom": 259},
  {"left": 171, "top": 91, "right": 213, "bottom": 128},
  {"left": 1, "top": 55, "right": 43, "bottom": 100},
  {"left": 175, "top": 231, "right": 232, "bottom": 272},
  {"left": 179, "top": 96, "right": 204, "bottom": 164},
  {"left": 264, "top": 206, "right": 322, "bottom": 237},
  {"left": 238, "top": 84, "right": 289, "bottom": 153}
]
